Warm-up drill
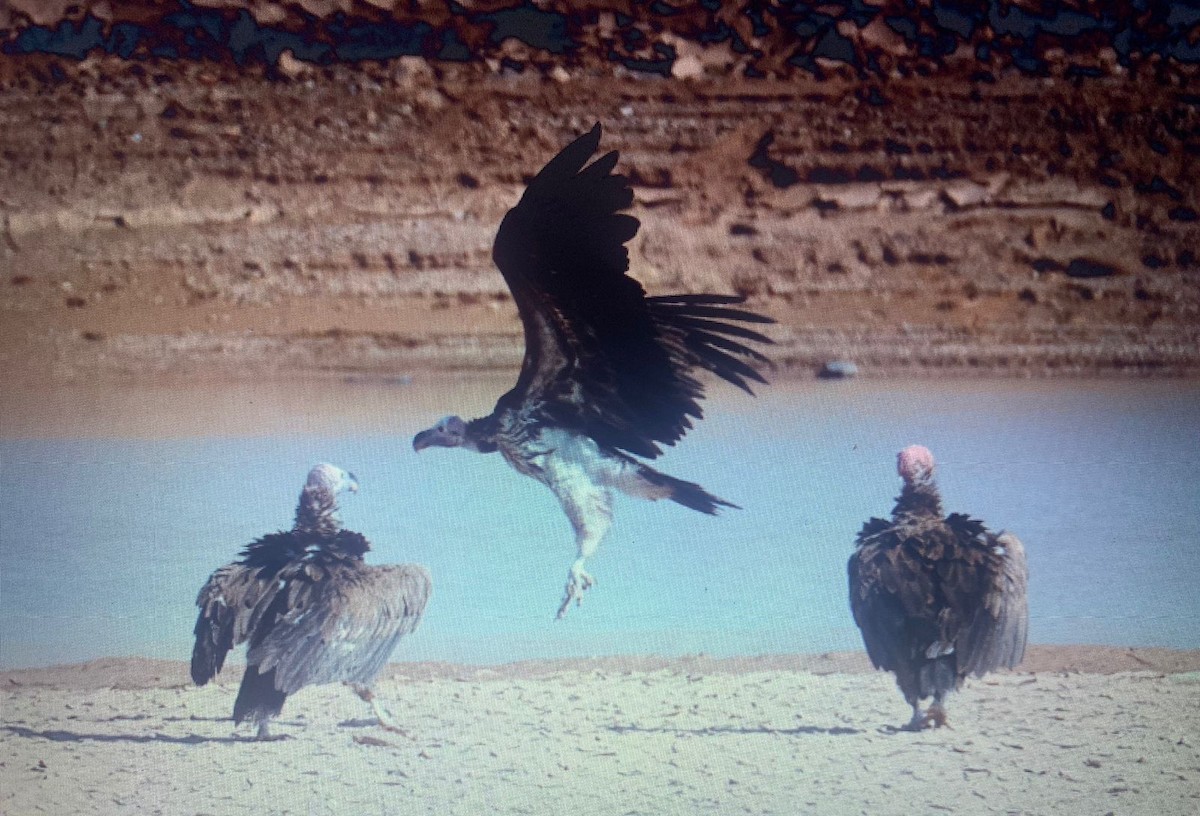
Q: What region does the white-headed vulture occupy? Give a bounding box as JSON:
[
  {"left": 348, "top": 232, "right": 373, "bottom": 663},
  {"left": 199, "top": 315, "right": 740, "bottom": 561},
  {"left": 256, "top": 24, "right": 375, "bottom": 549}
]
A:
[
  {"left": 413, "top": 124, "right": 774, "bottom": 618},
  {"left": 191, "top": 464, "right": 431, "bottom": 739}
]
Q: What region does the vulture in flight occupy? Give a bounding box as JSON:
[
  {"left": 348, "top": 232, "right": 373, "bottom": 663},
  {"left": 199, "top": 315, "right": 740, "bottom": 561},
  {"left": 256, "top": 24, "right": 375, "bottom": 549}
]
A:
[
  {"left": 191, "top": 464, "right": 431, "bottom": 740},
  {"left": 413, "top": 124, "right": 774, "bottom": 618},
  {"left": 848, "top": 445, "right": 1029, "bottom": 730}
]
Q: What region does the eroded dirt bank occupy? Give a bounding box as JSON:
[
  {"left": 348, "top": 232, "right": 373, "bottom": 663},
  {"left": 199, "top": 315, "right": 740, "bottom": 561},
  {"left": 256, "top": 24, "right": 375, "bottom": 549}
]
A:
[{"left": 2, "top": 18, "right": 1197, "bottom": 385}]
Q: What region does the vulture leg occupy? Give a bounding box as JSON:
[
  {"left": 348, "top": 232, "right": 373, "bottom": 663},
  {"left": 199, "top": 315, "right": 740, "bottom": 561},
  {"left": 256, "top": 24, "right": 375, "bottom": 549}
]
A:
[
  {"left": 551, "top": 479, "right": 613, "bottom": 619},
  {"left": 252, "top": 718, "right": 287, "bottom": 741},
  {"left": 904, "top": 702, "right": 927, "bottom": 732},
  {"left": 896, "top": 670, "right": 928, "bottom": 731},
  {"left": 349, "top": 683, "right": 412, "bottom": 738}
]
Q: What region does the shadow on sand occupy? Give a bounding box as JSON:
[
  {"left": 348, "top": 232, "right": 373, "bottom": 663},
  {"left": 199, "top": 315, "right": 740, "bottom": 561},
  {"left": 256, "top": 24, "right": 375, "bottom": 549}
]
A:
[
  {"left": 5, "top": 724, "right": 255, "bottom": 744},
  {"left": 607, "top": 723, "right": 861, "bottom": 737}
]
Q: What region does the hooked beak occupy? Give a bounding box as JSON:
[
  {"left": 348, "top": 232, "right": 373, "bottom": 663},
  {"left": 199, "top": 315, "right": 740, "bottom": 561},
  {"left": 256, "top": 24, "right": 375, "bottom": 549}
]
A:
[
  {"left": 413, "top": 417, "right": 465, "bottom": 452},
  {"left": 412, "top": 428, "right": 436, "bottom": 452}
]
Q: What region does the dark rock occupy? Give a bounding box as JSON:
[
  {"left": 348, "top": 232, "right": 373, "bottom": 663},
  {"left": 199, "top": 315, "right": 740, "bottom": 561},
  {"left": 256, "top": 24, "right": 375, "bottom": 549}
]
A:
[{"left": 1064, "top": 258, "right": 1119, "bottom": 278}]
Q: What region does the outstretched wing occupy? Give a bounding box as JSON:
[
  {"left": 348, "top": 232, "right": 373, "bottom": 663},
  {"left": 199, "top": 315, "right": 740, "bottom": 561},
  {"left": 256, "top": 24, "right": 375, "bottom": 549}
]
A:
[
  {"left": 491, "top": 123, "right": 773, "bottom": 458},
  {"left": 248, "top": 563, "right": 432, "bottom": 694},
  {"left": 191, "top": 560, "right": 281, "bottom": 685},
  {"left": 958, "top": 531, "right": 1029, "bottom": 676}
]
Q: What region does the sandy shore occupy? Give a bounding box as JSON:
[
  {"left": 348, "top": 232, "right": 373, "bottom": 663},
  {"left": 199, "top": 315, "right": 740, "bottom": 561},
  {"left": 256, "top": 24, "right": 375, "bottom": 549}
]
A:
[{"left": 3, "top": 648, "right": 1198, "bottom": 815}]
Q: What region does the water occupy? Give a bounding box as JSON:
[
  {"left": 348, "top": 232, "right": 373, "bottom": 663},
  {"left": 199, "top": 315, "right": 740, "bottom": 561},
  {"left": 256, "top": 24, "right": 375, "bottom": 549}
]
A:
[{"left": 1, "top": 378, "right": 1198, "bottom": 670}]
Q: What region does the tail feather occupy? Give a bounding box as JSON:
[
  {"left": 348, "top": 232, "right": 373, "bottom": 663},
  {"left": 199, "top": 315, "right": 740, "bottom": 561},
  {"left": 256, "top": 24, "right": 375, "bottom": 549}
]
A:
[
  {"left": 232, "top": 665, "right": 288, "bottom": 726},
  {"left": 637, "top": 464, "right": 739, "bottom": 514}
]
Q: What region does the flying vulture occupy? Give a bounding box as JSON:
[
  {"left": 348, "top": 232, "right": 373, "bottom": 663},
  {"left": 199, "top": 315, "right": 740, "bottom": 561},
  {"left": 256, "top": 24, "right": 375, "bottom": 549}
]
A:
[
  {"left": 191, "top": 464, "right": 431, "bottom": 739},
  {"left": 848, "top": 445, "right": 1029, "bottom": 730},
  {"left": 413, "top": 124, "right": 774, "bottom": 618}
]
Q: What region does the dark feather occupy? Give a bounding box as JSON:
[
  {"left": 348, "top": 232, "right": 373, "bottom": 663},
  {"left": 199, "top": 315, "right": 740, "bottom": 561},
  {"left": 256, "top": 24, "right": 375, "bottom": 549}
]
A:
[
  {"left": 635, "top": 462, "right": 739, "bottom": 515},
  {"left": 848, "top": 472, "right": 1029, "bottom": 712},
  {"left": 659, "top": 314, "right": 775, "bottom": 345},
  {"left": 681, "top": 329, "right": 773, "bottom": 366},
  {"left": 232, "top": 665, "right": 287, "bottom": 725},
  {"left": 485, "top": 124, "right": 774, "bottom": 459},
  {"left": 649, "top": 293, "right": 748, "bottom": 305},
  {"left": 250, "top": 563, "right": 431, "bottom": 694},
  {"left": 191, "top": 468, "right": 430, "bottom": 732},
  {"left": 647, "top": 297, "right": 776, "bottom": 324}
]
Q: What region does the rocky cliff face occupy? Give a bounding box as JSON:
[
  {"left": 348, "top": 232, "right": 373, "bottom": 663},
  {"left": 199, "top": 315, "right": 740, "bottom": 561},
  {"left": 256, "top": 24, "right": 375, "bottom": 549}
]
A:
[
  {"left": 2, "top": 2, "right": 1197, "bottom": 383},
  {"left": 4, "top": 1, "right": 1196, "bottom": 82}
]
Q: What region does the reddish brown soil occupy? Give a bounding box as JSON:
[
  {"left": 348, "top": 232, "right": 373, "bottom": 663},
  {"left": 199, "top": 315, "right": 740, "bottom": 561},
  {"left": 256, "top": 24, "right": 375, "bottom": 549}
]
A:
[{"left": 1, "top": 32, "right": 1197, "bottom": 386}]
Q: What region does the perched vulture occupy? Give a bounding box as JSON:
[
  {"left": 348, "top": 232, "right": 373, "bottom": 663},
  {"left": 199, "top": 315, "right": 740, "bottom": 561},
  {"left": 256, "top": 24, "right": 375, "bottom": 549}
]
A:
[
  {"left": 191, "top": 464, "right": 431, "bottom": 739},
  {"left": 413, "top": 124, "right": 774, "bottom": 618},
  {"left": 848, "top": 445, "right": 1029, "bottom": 730}
]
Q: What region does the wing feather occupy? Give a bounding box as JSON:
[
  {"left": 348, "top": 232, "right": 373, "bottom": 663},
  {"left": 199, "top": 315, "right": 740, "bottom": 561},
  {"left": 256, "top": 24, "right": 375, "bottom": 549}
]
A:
[
  {"left": 249, "top": 563, "right": 432, "bottom": 694},
  {"left": 191, "top": 562, "right": 280, "bottom": 685},
  {"left": 647, "top": 297, "right": 776, "bottom": 324},
  {"left": 490, "top": 124, "right": 773, "bottom": 457},
  {"left": 680, "top": 329, "right": 773, "bottom": 364},
  {"left": 658, "top": 314, "right": 775, "bottom": 345},
  {"left": 959, "top": 532, "right": 1029, "bottom": 676},
  {"left": 848, "top": 539, "right": 918, "bottom": 672}
]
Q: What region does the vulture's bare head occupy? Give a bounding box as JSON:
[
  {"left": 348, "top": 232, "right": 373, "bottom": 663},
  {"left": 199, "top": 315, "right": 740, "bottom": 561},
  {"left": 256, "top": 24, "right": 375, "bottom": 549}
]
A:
[
  {"left": 306, "top": 463, "right": 359, "bottom": 497},
  {"left": 413, "top": 415, "right": 467, "bottom": 452},
  {"left": 897, "top": 445, "right": 935, "bottom": 485}
]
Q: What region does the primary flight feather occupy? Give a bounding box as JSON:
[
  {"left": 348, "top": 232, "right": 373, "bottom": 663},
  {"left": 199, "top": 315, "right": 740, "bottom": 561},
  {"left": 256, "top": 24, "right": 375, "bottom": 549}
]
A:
[{"left": 413, "top": 124, "right": 774, "bottom": 618}]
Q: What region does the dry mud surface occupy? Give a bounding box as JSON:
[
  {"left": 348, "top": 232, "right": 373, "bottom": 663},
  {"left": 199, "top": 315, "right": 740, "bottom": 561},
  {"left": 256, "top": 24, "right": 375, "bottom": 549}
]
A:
[
  {"left": 3, "top": 648, "right": 1200, "bottom": 816},
  {"left": 2, "top": 55, "right": 1198, "bottom": 385}
]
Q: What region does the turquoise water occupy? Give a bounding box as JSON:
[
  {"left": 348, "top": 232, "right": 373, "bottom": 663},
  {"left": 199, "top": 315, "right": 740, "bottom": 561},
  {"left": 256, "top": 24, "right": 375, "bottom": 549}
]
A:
[{"left": 2, "top": 379, "right": 1198, "bottom": 669}]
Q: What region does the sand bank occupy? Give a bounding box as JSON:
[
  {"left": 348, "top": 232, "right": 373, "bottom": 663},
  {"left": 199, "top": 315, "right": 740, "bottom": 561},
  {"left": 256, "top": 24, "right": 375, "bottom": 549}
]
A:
[{"left": 3, "top": 648, "right": 1198, "bottom": 815}]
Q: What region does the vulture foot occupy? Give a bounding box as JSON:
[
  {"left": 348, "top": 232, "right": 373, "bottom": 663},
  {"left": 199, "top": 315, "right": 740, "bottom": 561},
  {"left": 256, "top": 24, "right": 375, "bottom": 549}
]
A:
[
  {"left": 372, "top": 702, "right": 413, "bottom": 739},
  {"left": 925, "top": 703, "right": 949, "bottom": 729},
  {"left": 349, "top": 682, "right": 415, "bottom": 740},
  {"left": 903, "top": 704, "right": 950, "bottom": 731},
  {"left": 556, "top": 564, "right": 595, "bottom": 619},
  {"left": 252, "top": 721, "right": 289, "bottom": 741}
]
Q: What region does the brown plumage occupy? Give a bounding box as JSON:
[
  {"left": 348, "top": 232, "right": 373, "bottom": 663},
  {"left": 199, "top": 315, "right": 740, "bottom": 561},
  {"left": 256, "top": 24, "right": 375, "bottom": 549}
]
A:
[
  {"left": 413, "top": 124, "right": 774, "bottom": 618},
  {"left": 191, "top": 464, "right": 431, "bottom": 739},
  {"left": 848, "top": 446, "right": 1028, "bottom": 730}
]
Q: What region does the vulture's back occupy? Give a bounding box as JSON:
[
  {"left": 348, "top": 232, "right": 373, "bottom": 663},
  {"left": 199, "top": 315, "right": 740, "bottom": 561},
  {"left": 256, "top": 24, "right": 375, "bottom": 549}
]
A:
[
  {"left": 849, "top": 513, "right": 1028, "bottom": 678},
  {"left": 248, "top": 561, "right": 432, "bottom": 694}
]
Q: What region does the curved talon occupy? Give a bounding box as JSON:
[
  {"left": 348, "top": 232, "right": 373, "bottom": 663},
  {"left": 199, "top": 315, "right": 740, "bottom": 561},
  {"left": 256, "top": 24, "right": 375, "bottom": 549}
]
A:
[
  {"left": 556, "top": 567, "right": 595, "bottom": 619},
  {"left": 555, "top": 598, "right": 572, "bottom": 619}
]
